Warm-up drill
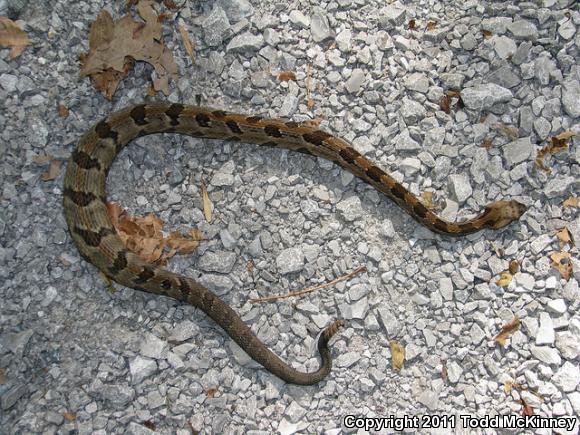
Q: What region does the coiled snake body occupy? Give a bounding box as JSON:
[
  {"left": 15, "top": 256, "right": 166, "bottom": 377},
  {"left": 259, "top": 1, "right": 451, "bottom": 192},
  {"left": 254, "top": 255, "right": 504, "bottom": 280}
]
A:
[{"left": 63, "top": 102, "right": 526, "bottom": 385}]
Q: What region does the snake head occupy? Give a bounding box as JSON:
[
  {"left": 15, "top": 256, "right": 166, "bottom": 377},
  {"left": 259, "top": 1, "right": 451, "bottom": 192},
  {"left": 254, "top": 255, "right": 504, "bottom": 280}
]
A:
[{"left": 485, "top": 200, "right": 527, "bottom": 229}]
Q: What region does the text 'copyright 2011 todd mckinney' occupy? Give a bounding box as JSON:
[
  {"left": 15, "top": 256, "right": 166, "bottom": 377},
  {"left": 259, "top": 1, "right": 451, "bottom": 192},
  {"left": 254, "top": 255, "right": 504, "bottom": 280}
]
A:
[{"left": 342, "top": 414, "right": 578, "bottom": 432}]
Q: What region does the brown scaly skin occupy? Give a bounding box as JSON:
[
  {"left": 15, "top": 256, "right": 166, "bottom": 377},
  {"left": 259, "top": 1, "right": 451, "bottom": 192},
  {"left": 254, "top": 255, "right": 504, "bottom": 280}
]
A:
[{"left": 63, "top": 102, "right": 527, "bottom": 384}]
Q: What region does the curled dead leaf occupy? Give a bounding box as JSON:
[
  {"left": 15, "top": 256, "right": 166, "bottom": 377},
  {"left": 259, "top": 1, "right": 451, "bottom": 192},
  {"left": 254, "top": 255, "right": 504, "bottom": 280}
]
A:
[
  {"left": 201, "top": 181, "right": 213, "bottom": 223},
  {"left": 41, "top": 159, "right": 62, "bottom": 181},
  {"left": 389, "top": 340, "right": 405, "bottom": 372},
  {"left": 550, "top": 251, "right": 573, "bottom": 281},
  {"left": 278, "top": 71, "right": 297, "bottom": 82},
  {"left": 178, "top": 24, "right": 195, "bottom": 64},
  {"left": 0, "top": 16, "right": 31, "bottom": 58},
  {"left": 496, "top": 271, "right": 513, "bottom": 288},
  {"left": 535, "top": 131, "right": 575, "bottom": 173},
  {"left": 562, "top": 196, "right": 579, "bottom": 208},
  {"left": 494, "top": 317, "right": 520, "bottom": 346},
  {"left": 556, "top": 227, "right": 573, "bottom": 248},
  {"left": 81, "top": 2, "right": 178, "bottom": 99},
  {"left": 508, "top": 260, "right": 520, "bottom": 274},
  {"left": 107, "top": 202, "right": 202, "bottom": 265}
]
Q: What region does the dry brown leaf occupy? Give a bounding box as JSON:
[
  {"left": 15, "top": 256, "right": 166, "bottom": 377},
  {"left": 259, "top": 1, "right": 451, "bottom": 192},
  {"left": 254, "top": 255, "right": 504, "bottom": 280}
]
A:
[
  {"left": 80, "top": 2, "right": 178, "bottom": 99},
  {"left": 535, "top": 131, "right": 576, "bottom": 173},
  {"left": 207, "top": 388, "right": 216, "bottom": 398},
  {"left": 0, "top": 17, "right": 31, "bottom": 58},
  {"left": 422, "top": 192, "right": 435, "bottom": 209},
  {"left": 439, "top": 94, "right": 452, "bottom": 114},
  {"left": 494, "top": 317, "right": 520, "bottom": 346},
  {"left": 493, "top": 123, "right": 519, "bottom": 140},
  {"left": 246, "top": 260, "right": 254, "bottom": 274},
  {"left": 556, "top": 227, "right": 573, "bottom": 247},
  {"left": 278, "top": 71, "right": 297, "bottom": 82},
  {"left": 32, "top": 154, "right": 51, "bottom": 164},
  {"left": 425, "top": 21, "right": 437, "bottom": 31},
  {"left": 303, "top": 118, "right": 322, "bottom": 128},
  {"left": 408, "top": 19, "right": 416, "bottom": 30},
  {"left": 107, "top": 202, "right": 201, "bottom": 265},
  {"left": 201, "top": 181, "right": 213, "bottom": 223},
  {"left": 562, "top": 196, "right": 579, "bottom": 208},
  {"left": 482, "top": 29, "right": 493, "bottom": 39},
  {"left": 142, "top": 420, "right": 156, "bottom": 431},
  {"left": 63, "top": 411, "right": 76, "bottom": 421},
  {"left": 509, "top": 260, "right": 519, "bottom": 274},
  {"left": 57, "top": 104, "right": 70, "bottom": 118},
  {"left": 178, "top": 24, "right": 195, "bottom": 64},
  {"left": 521, "top": 398, "right": 534, "bottom": 416},
  {"left": 482, "top": 138, "right": 493, "bottom": 150},
  {"left": 440, "top": 359, "right": 448, "bottom": 382},
  {"left": 504, "top": 380, "right": 514, "bottom": 393},
  {"left": 550, "top": 251, "right": 573, "bottom": 281},
  {"left": 389, "top": 340, "right": 405, "bottom": 372},
  {"left": 41, "top": 159, "right": 62, "bottom": 181},
  {"left": 496, "top": 271, "right": 513, "bottom": 288}
]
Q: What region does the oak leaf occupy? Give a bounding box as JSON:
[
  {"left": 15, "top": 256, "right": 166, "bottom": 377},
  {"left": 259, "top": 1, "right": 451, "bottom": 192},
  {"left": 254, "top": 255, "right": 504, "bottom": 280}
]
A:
[
  {"left": 494, "top": 317, "right": 520, "bottom": 346},
  {"left": 0, "top": 17, "right": 30, "bottom": 58}
]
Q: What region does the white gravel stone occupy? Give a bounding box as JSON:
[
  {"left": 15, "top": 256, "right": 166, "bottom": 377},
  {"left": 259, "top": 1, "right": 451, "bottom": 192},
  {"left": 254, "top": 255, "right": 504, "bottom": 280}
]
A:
[
  {"left": 530, "top": 345, "right": 561, "bottom": 365},
  {"left": 130, "top": 356, "right": 158, "bottom": 384},
  {"left": 502, "top": 137, "right": 533, "bottom": 166},
  {"left": 552, "top": 362, "right": 580, "bottom": 393},
  {"left": 276, "top": 247, "right": 305, "bottom": 274},
  {"left": 448, "top": 174, "right": 472, "bottom": 203},
  {"left": 336, "top": 196, "right": 363, "bottom": 222},
  {"left": 536, "top": 312, "right": 555, "bottom": 345},
  {"left": 461, "top": 83, "right": 512, "bottom": 110},
  {"left": 345, "top": 68, "right": 365, "bottom": 93}
]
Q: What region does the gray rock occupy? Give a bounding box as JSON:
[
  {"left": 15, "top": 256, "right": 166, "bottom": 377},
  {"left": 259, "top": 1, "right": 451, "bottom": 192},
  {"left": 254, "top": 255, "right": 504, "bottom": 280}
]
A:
[
  {"left": 448, "top": 174, "right": 472, "bottom": 203},
  {"left": 460, "top": 33, "right": 477, "bottom": 51},
  {"left": 169, "top": 320, "right": 199, "bottom": 342},
  {"left": 202, "top": 7, "right": 231, "bottom": 47},
  {"left": 399, "top": 157, "right": 421, "bottom": 176},
  {"left": 492, "top": 36, "right": 517, "bottom": 59},
  {"left": 310, "top": 12, "right": 334, "bottom": 42},
  {"left": 198, "top": 250, "right": 237, "bottom": 273},
  {"left": 379, "top": 4, "right": 406, "bottom": 28},
  {"left": 556, "top": 331, "right": 580, "bottom": 359},
  {"left": 508, "top": 20, "right": 538, "bottom": 41},
  {"left": 487, "top": 65, "right": 521, "bottom": 89},
  {"left": 130, "top": 356, "right": 158, "bottom": 384},
  {"left": 336, "top": 351, "right": 361, "bottom": 368},
  {"left": 533, "top": 117, "right": 551, "bottom": 139},
  {"left": 288, "top": 10, "right": 310, "bottom": 29},
  {"left": 536, "top": 312, "right": 555, "bottom": 345},
  {"left": 211, "top": 171, "right": 235, "bottom": 187},
  {"left": 217, "top": 0, "right": 253, "bottom": 22},
  {"left": 1, "top": 384, "right": 26, "bottom": 410},
  {"left": 544, "top": 175, "right": 577, "bottom": 197},
  {"left": 140, "top": 333, "right": 168, "bottom": 359},
  {"left": 90, "top": 380, "right": 135, "bottom": 408},
  {"left": 534, "top": 56, "right": 557, "bottom": 86},
  {"left": 0, "top": 73, "right": 18, "bottom": 92},
  {"left": 562, "top": 80, "right": 580, "bottom": 118},
  {"left": 284, "top": 401, "right": 306, "bottom": 423},
  {"left": 530, "top": 234, "right": 552, "bottom": 255},
  {"left": 558, "top": 19, "right": 576, "bottom": 40},
  {"left": 404, "top": 73, "right": 429, "bottom": 93},
  {"left": 552, "top": 361, "right": 580, "bottom": 392},
  {"left": 446, "top": 361, "right": 463, "bottom": 383},
  {"left": 461, "top": 83, "right": 512, "bottom": 110},
  {"left": 1, "top": 329, "right": 33, "bottom": 356},
  {"left": 530, "top": 345, "right": 561, "bottom": 365},
  {"left": 393, "top": 129, "right": 421, "bottom": 151},
  {"left": 417, "top": 389, "right": 439, "bottom": 411},
  {"left": 481, "top": 17, "right": 513, "bottom": 34},
  {"left": 502, "top": 137, "right": 533, "bottom": 166},
  {"left": 336, "top": 29, "right": 352, "bottom": 52},
  {"left": 400, "top": 98, "right": 426, "bottom": 124},
  {"left": 439, "top": 277, "right": 454, "bottom": 301},
  {"left": 276, "top": 247, "right": 304, "bottom": 274},
  {"left": 226, "top": 32, "right": 264, "bottom": 53},
  {"left": 336, "top": 196, "right": 363, "bottom": 222},
  {"left": 345, "top": 68, "right": 365, "bottom": 93},
  {"left": 440, "top": 73, "right": 464, "bottom": 89}
]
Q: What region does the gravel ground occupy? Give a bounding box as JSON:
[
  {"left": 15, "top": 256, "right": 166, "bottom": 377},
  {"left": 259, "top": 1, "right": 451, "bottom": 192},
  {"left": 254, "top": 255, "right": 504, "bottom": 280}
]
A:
[{"left": 1, "top": 0, "right": 579, "bottom": 433}]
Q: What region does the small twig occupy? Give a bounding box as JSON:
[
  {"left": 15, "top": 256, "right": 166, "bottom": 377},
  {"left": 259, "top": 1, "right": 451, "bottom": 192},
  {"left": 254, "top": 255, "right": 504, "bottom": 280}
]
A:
[{"left": 249, "top": 265, "right": 367, "bottom": 303}]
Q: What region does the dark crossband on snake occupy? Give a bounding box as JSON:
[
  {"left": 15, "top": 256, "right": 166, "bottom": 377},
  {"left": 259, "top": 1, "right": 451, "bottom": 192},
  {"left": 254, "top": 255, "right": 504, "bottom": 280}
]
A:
[{"left": 63, "top": 102, "right": 527, "bottom": 385}]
